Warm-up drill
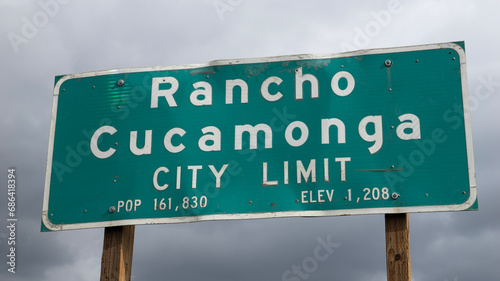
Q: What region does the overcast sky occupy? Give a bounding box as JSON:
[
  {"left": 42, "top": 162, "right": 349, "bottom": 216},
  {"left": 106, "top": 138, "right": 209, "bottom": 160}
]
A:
[{"left": 1, "top": 1, "right": 499, "bottom": 280}]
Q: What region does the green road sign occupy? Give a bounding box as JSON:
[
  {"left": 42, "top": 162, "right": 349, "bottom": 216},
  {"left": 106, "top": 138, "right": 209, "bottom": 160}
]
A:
[{"left": 43, "top": 42, "right": 476, "bottom": 231}]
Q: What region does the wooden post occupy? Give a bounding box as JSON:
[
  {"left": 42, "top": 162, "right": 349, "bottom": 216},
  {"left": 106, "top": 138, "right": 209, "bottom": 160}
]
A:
[
  {"left": 385, "top": 213, "right": 411, "bottom": 281},
  {"left": 100, "top": 225, "right": 135, "bottom": 281}
]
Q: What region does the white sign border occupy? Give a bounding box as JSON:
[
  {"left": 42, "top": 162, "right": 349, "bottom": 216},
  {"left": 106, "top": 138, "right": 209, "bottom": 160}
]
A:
[{"left": 42, "top": 42, "right": 476, "bottom": 231}]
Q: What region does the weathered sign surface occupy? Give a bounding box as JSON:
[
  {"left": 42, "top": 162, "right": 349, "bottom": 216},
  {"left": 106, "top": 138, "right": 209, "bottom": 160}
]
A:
[{"left": 43, "top": 42, "right": 476, "bottom": 231}]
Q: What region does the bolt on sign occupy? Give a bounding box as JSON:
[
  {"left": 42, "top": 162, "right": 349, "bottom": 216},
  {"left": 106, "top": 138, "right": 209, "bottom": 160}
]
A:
[{"left": 42, "top": 42, "right": 476, "bottom": 231}]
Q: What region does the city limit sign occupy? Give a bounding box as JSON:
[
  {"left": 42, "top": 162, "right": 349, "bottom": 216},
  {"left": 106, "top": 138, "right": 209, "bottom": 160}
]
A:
[{"left": 43, "top": 42, "right": 476, "bottom": 231}]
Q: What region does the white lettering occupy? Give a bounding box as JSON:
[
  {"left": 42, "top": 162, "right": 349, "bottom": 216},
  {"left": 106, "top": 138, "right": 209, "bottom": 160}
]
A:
[
  {"left": 295, "top": 67, "right": 318, "bottom": 100},
  {"left": 90, "top": 126, "right": 116, "bottom": 159},
  {"left": 198, "top": 126, "right": 221, "bottom": 152},
  {"left": 226, "top": 79, "right": 248, "bottom": 104},
  {"left": 335, "top": 157, "right": 351, "bottom": 181},
  {"left": 321, "top": 118, "right": 346, "bottom": 144},
  {"left": 261, "top": 76, "right": 283, "bottom": 102},
  {"left": 324, "top": 158, "right": 329, "bottom": 182},
  {"left": 130, "top": 130, "right": 152, "bottom": 155},
  {"left": 284, "top": 161, "right": 289, "bottom": 185},
  {"left": 331, "top": 71, "right": 355, "bottom": 97},
  {"left": 176, "top": 166, "right": 181, "bottom": 189},
  {"left": 235, "top": 124, "right": 272, "bottom": 150},
  {"left": 153, "top": 167, "right": 169, "bottom": 191},
  {"left": 396, "top": 113, "right": 421, "bottom": 140},
  {"left": 187, "top": 165, "right": 202, "bottom": 189},
  {"left": 164, "top": 128, "right": 186, "bottom": 153},
  {"left": 285, "top": 121, "right": 309, "bottom": 147},
  {"left": 190, "top": 81, "right": 212, "bottom": 106},
  {"left": 358, "top": 115, "right": 383, "bottom": 154},
  {"left": 209, "top": 164, "right": 228, "bottom": 188},
  {"left": 151, "top": 77, "right": 179, "bottom": 108},
  {"left": 262, "top": 162, "right": 278, "bottom": 186},
  {"left": 297, "top": 159, "right": 316, "bottom": 184}
]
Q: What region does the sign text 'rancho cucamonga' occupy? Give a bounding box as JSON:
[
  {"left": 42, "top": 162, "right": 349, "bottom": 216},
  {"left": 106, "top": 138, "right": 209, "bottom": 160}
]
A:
[{"left": 43, "top": 42, "right": 476, "bottom": 231}]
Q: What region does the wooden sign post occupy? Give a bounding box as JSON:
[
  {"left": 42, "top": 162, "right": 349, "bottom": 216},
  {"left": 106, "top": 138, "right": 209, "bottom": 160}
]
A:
[
  {"left": 100, "top": 225, "right": 135, "bottom": 281},
  {"left": 385, "top": 213, "right": 411, "bottom": 281},
  {"left": 41, "top": 43, "right": 473, "bottom": 281}
]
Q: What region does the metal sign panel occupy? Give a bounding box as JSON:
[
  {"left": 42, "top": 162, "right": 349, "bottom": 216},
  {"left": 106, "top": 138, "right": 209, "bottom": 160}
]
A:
[{"left": 42, "top": 42, "right": 476, "bottom": 231}]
